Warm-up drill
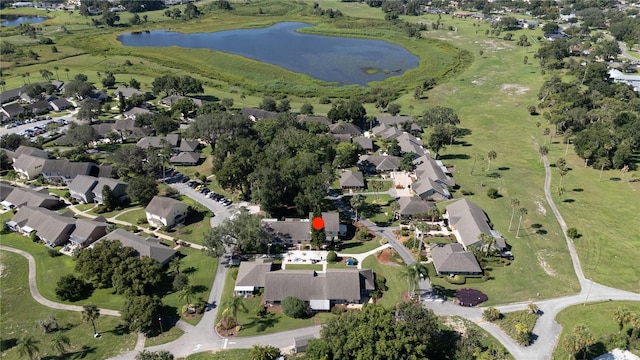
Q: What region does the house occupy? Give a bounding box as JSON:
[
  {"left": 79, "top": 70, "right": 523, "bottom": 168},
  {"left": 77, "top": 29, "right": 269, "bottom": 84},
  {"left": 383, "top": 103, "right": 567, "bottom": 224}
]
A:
[
  {"left": 1, "top": 87, "right": 24, "bottom": 104},
  {"left": 41, "top": 159, "right": 111, "bottom": 184},
  {"left": 3, "top": 145, "right": 49, "bottom": 164},
  {"left": 87, "top": 89, "right": 108, "bottom": 102},
  {"left": 339, "top": 170, "right": 365, "bottom": 190},
  {"left": 50, "top": 98, "right": 73, "bottom": 111},
  {"left": 308, "top": 212, "right": 342, "bottom": 240},
  {"left": 24, "top": 100, "right": 52, "bottom": 115},
  {"left": 263, "top": 269, "right": 375, "bottom": 311},
  {"left": 178, "top": 139, "right": 200, "bottom": 153},
  {"left": 69, "top": 216, "right": 108, "bottom": 248},
  {"left": 445, "top": 198, "right": 496, "bottom": 249},
  {"left": 396, "top": 133, "right": 426, "bottom": 156},
  {"left": 169, "top": 152, "right": 200, "bottom": 166},
  {"left": 6, "top": 206, "right": 76, "bottom": 246},
  {"left": 12, "top": 154, "right": 47, "bottom": 179},
  {"left": 1, "top": 103, "right": 25, "bottom": 120},
  {"left": 431, "top": 243, "right": 482, "bottom": 276},
  {"left": 352, "top": 137, "right": 373, "bottom": 152},
  {"left": 329, "top": 123, "right": 362, "bottom": 136},
  {"left": 375, "top": 116, "right": 422, "bottom": 134},
  {"left": 609, "top": 69, "right": 640, "bottom": 93},
  {"left": 333, "top": 133, "right": 352, "bottom": 143},
  {"left": 395, "top": 196, "right": 435, "bottom": 219},
  {"left": 145, "top": 196, "right": 188, "bottom": 228},
  {"left": 2, "top": 187, "right": 60, "bottom": 210},
  {"left": 358, "top": 155, "right": 402, "bottom": 173},
  {"left": 113, "top": 87, "right": 145, "bottom": 99},
  {"left": 262, "top": 212, "right": 343, "bottom": 246},
  {"left": 297, "top": 115, "right": 331, "bottom": 126},
  {"left": 412, "top": 178, "right": 451, "bottom": 200},
  {"left": 94, "top": 228, "right": 177, "bottom": 265},
  {"left": 112, "top": 118, "right": 153, "bottom": 140},
  {"left": 0, "top": 182, "right": 15, "bottom": 202},
  {"left": 92, "top": 177, "right": 127, "bottom": 204},
  {"left": 159, "top": 95, "right": 207, "bottom": 107},
  {"left": 240, "top": 108, "right": 277, "bottom": 121},
  {"left": 68, "top": 175, "right": 99, "bottom": 203},
  {"left": 234, "top": 258, "right": 274, "bottom": 296},
  {"left": 124, "top": 107, "right": 152, "bottom": 120}
]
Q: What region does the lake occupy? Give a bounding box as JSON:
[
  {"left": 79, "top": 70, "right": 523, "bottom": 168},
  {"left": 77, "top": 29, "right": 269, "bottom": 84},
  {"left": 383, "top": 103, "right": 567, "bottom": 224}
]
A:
[
  {"left": 0, "top": 15, "right": 47, "bottom": 27},
  {"left": 117, "top": 22, "right": 419, "bottom": 86}
]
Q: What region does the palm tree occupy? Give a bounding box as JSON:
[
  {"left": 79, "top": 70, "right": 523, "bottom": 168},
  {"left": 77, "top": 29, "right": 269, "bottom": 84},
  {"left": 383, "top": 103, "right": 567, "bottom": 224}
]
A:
[
  {"left": 573, "top": 324, "right": 595, "bottom": 360},
  {"left": 528, "top": 302, "right": 539, "bottom": 315},
  {"left": 542, "top": 128, "right": 550, "bottom": 145},
  {"left": 478, "top": 233, "right": 496, "bottom": 256},
  {"left": 40, "top": 69, "right": 53, "bottom": 81},
  {"left": 426, "top": 206, "right": 440, "bottom": 222},
  {"left": 562, "top": 334, "right": 580, "bottom": 360},
  {"left": 508, "top": 198, "right": 520, "bottom": 232},
  {"left": 564, "top": 129, "right": 573, "bottom": 155},
  {"left": 350, "top": 194, "right": 365, "bottom": 221},
  {"left": 629, "top": 312, "right": 640, "bottom": 341},
  {"left": 470, "top": 153, "right": 484, "bottom": 175},
  {"left": 613, "top": 306, "right": 629, "bottom": 333},
  {"left": 228, "top": 295, "right": 248, "bottom": 319},
  {"left": 179, "top": 285, "right": 195, "bottom": 311},
  {"left": 556, "top": 186, "right": 565, "bottom": 201},
  {"left": 250, "top": 344, "right": 281, "bottom": 360},
  {"left": 371, "top": 180, "right": 384, "bottom": 202},
  {"left": 53, "top": 66, "right": 59, "bottom": 81},
  {"left": 51, "top": 333, "right": 71, "bottom": 356},
  {"left": 539, "top": 145, "right": 549, "bottom": 162},
  {"left": 17, "top": 336, "right": 40, "bottom": 360},
  {"left": 516, "top": 207, "right": 528, "bottom": 238},
  {"left": 25, "top": 72, "right": 30, "bottom": 84},
  {"left": 169, "top": 257, "right": 181, "bottom": 275},
  {"left": 21, "top": 73, "right": 27, "bottom": 85},
  {"left": 486, "top": 150, "right": 497, "bottom": 171},
  {"left": 82, "top": 303, "right": 101, "bottom": 336},
  {"left": 64, "top": 68, "right": 70, "bottom": 80},
  {"left": 400, "top": 262, "right": 429, "bottom": 299},
  {"left": 559, "top": 167, "right": 568, "bottom": 186},
  {"left": 597, "top": 158, "right": 610, "bottom": 182},
  {"left": 240, "top": 94, "right": 246, "bottom": 108},
  {"left": 6, "top": 169, "right": 18, "bottom": 186}
]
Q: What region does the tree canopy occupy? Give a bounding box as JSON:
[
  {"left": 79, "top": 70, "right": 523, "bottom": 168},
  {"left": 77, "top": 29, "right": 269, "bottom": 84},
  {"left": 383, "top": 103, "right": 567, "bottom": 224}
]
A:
[{"left": 203, "top": 210, "right": 268, "bottom": 256}]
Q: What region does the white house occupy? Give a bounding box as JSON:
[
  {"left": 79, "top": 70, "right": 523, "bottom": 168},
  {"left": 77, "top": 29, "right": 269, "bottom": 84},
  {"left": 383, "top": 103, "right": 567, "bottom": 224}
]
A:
[{"left": 145, "top": 196, "right": 188, "bottom": 228}]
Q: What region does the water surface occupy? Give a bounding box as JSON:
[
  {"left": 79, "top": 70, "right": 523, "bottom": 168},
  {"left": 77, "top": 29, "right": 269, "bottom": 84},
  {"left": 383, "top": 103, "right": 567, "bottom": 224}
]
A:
[{"left": 0, "top": 15, "right": 47, "bottom": 27}]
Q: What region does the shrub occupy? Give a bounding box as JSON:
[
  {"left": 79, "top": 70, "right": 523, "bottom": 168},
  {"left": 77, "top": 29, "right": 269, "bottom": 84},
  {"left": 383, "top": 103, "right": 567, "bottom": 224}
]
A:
[
  {"left": 331, "top": 306, "right": 347, "bottom": 315},
  {"left": 161, "top": 225, "right": 171, "bottom": 232},
  {"left": 256, "top": 305, "right": 267, "bottom": 317},
  {"left": 460, "top": 189, "right": 474, "bottom": 196},
  {"left": 55, "top": 275, "right": 92, "bottom": 301},
  {"left": 483, "top": 307, "right": 501, "bottom": 321},
  {"left": 282, "top": 296, "right": 307, "bottom": 319},
  {"left": 326, "top": 251, "right": 338, "bottom": 263},
  {"left": 47, "top": 249, "right": 62, "bottom": 257},
  {"left": 445, "top": 275, "right": 465, "bottom": 284},
  {"left": 566, "top": 227, "right": 579, "bottom": 239},
  {"left": 319, "top": 96, "right": 331, "bottom": 104},
  {"left": 487, "top": 187, "right": 499, "bottom": 199},
  {"left": 64, "top": 191, "right": 71, "bottom": 199},
  {"left": 136, "top": 217, "right": 148, "bottom": 225}
]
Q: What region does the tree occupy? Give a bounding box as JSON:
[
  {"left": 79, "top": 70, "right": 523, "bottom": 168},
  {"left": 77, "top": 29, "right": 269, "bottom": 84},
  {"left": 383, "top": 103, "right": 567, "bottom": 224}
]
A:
[
  {"left": 387, "top": 103, "right": 401, "bottom": 116},
  {"left": 326, "top": 251, "right": 338, "bottom": 263},
  {"left": 228, "top": 295, "right": 248, "bottom": 319},
  {"left": 399, "top": 153, "right": 416, "bottom": 172},
  {"left": 129, "top": 78, "right": 141, "bottom": 90},
  {"left": 102, "top": 185, "right": 120, "bottom": 211},
  {"left": 121, "top": 295, "right": 163, "bottom": 335},
  {"left": 55, "top": 274, "right": 92, "bottom": 301},
  {"left": 334, "top": 142, "right": 361, "bottom": 168},
  {"left": 203, "top": 210, "right": 267, "bottom": 256},
  {"left": 420, "top": 106, "right": 460, "bottom": 128},
  {"left": 250, "top": 345, "right": 281, "bottom": 360},
  {"left": 516, "top": 207, "right": 528, "bottom": 238},
  {"left": 66, "top": 123, "right": 99, "bottom": 147},
  {"left": 556, "top": 185, "right": 566, "bottom": 201},
  {"left": 515, "top": 322, "right": 531, "bottom": 345},
  {"left": 371, "top": 179, "right": 385, "bottom": 203},
  {"left": 282, "top": 296, "right": 307, "bottom": 318},
  {"left": 51, "top": 333, "right": 70, "bottom": 356},
  {"left": 482, "top": 307, "right": 501, "bottom": 321},
  {"left": 77, "top": 98, "right": 102, "bottom": 124},
  {"left": 597, "top": 158, "right": 610, "bottom": 182},
  {"left": 478, "top": 233, "right": 496, "bottom": 256},
  {"left": 102, "top": 11, "right": 120, "bottom": 26},
  {"left": 508, "top": 198, "right": 520, "bottom": 232},
  {"left": 16, "top": 336, "right": 40, "bottom": 360},
  {"left": 539, "top": 145, "right": 549, "bottom": 162},
  {"left": 528, "top": 303, "right": 539, "bottom": 314},
  {"left": 112, "top": 256, "right": 163, "bottom": 296},
  {"left": 171, "top": 98, "right": 197, "bottom": 119},
  {"left": 566, "top": 227, "right": 579, "bottom": 239},
  {"left": 311, "top": 206, "right": 326, "bottom": 249},
  {"left": 101, "top": 72, "right": 116, "bottom": 88},
  {"left": 179, "top": 285, "right": 196, "bottom": 312},
  {"left": 400, "top": 262, "right": 429, "bottom": 299},
  {"left": 111, "top": 145, "right": 146, "bottom": 177},
  {"left": 350, "top": 194, "right": 365, "bottom": 220},
  {"left": 564, "top": 128, "right": 573, "bottom": 155},
  {"left": 82, "top": 303, "right": 101, "bottom": 336},
  {"left": 136, "top": 350, "right": 175, "bottom": 360},
  {"left": 75, "top": 240, "right": 137, "bottom": 288},
  {"left": 300, "top": 103, "right": 314, "bottom": 115},
  {"left": 427, "top": 124, "right": 450, "bottom": 159},
  {"left": 573, "top": 324, "right": 596, "bottom": 360},
  {"left": 126, "top": 176, "right": 159, "bottom": 206},
  {"left": 173, "top": 273, "right": 189, "bottom": 292},
  {"left": 259, "top": 96, "right": 277, "bottom": 111},
  {"left": 152, "top": 75, "right": 203, "bottom": 96},
  {"left": 613, "top": 306, "right": 630, "bottom": 333},
  {"left": 562, "top": 334, "right": 580, "bottom": 360},
  {"left": 486, "top": 150, "right": 497, "bottom": 171},
  {"left": 387, "top": 139, "right": 402, "bottom": 156}
]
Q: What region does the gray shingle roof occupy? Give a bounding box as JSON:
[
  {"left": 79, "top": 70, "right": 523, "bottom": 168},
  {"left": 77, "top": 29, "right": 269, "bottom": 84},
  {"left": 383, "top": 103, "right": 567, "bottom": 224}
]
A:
[
  {"left": 170, "top": 152, "right": 200, "bottom": 165},
  {"left": 0, "top": 182, "right": 14, "bottom": 201},
  {"left": 352, "top": 137, "right": 373, "bottom": 151},
  {"left": 446, "top": 198, "right": 493, "bottom": 248},
  {"left": 4, "top": 187, "right": 59, "bottom": 209},
  {"left": 297, "top": 115, "right": 331, "bottom": 126},
  {"left": 413, "top": 154, "right": 454, "bottom": 186},
  {"left": 262, "top": 219, "right": 311, "bottom": 243},
  {"left": 329, "top": 123, "right": 362, "bottom": 136},
  {"left": 240, "top": 108, "right": 278, "bottom": 120},
  {"left": 431, "top": 243, "right": 482, "bottom": 274},
  {"left": 11, "top": 145, "right": 49, "bottom": 160},
  {"left": 70, "top": 216, "right": 107, "bottom": 246},
  {"left": 339, "top": 170, "right": 365, "bottom": 188},
  {"left": 308, "top": 212, "right": 339, "bottom": 234},
  {"left": 397, "top": 196, "right": 435, "bottom": 217},
  {"left": 263, "top": 269, "right": 374, "bottom": 303},
  {"left": 358, "top": 155, "right": 402, "bottom": 172},
  {"left": 68, "top": 174, "right": 99, "bottom": 195},
  {"left": 145, "top": 196, "right": 187, "bottom": 220},
  {"left": 10, "top": 206, "right": 76, "bottom": 244},
  {"left": 235, "top": 258, "right": 274, "bottom": 288},
  {"left": 96, "top": 228, "right": 177, "bottom": 265}
]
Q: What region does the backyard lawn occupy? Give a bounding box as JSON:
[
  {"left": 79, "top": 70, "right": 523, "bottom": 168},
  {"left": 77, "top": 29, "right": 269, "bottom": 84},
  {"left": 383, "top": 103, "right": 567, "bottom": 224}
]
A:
[
  {"left": 0, "top": 251, "right": 137, "bottom": 360},
  {"left": 361, "top": 255, "right": 406, "bottom": 308},
  {"left": 283, "top": 264, "right": 322, "bottom": 271},
  {"left": 182, "top": 349, "right": 252, "bottom": 360},
  {"left": 339, "top": 238, "right": 385, "bottom": 254}
]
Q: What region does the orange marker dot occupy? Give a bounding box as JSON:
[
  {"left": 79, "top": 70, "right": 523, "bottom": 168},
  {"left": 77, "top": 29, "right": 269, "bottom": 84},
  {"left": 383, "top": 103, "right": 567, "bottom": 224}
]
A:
[{"left": 312, "top": 217, "right": 325, "bottom": 230}]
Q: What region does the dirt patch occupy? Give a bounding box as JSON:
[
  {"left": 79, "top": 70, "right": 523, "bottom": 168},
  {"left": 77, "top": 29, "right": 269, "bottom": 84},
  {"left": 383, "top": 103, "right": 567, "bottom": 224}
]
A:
[
  {"left": 535, "top": 199, "right": 547, "bottom": 216},
  {"left": 376, "top": 248, "right": 396, "bottom": 265},
  {"left": 537, "top": 251, "right": 556, "bottom": 277},
  {"left": 444, "top": 316, "right": 468, "bottom": 335},
  {"left": 501, "top": 84, "right": 530, "bottom": 95}
]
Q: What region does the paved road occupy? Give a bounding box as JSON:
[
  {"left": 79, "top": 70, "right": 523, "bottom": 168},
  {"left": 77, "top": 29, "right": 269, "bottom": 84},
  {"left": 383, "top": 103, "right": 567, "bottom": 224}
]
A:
[{"left": 0, "top": 245, "right": 121, "bottom": 317}]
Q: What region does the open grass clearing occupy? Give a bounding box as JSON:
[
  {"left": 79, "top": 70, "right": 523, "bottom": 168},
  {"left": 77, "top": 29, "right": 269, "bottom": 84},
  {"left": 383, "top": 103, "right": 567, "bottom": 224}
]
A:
[
  {"left": 182, "top": 349, "right": 252, "bottom": 360},
  {"left": 339, "top": 238, "right": 385, "bottom": 254},
  {"left": 553, "top": 301, "right": 640, "bottom": 359},
  {"left": 144, "top": 325, "right": 184, "bottom": 348},
  {"left": 361, "top": 254, "right": 406, "bottom": 308},
  {"left": 0, "top": 251, "right": 137, "bottom": 360},
  {"left": 283, "top": 264, "right": 322, "bottom": 271},
  {"left": 493, "top": 310, "right": 538, "bottom": 345},
  {"left": 114, "top": 207, "right": 148, "bottom": 227}
]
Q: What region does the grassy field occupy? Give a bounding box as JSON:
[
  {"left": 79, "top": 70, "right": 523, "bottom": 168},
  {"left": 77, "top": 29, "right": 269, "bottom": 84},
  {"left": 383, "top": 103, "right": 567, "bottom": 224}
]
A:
[
  {"left": 182, "top": 349, "right": 252, "bottom": 360},
  {"left": 0, "top": 251, "right": 137, "bottom": 360},
  {"left": 361, "top": 254, "right": 406, "bottom": 308},
  {"left": 339, "top": 238, "right": 385, "bottom": 254},
  {"left": 553, "top": 301, "right": 640, "bottom": 359},
  {"left": 493, "top": 310, "right": 539, "bottom": 345}
]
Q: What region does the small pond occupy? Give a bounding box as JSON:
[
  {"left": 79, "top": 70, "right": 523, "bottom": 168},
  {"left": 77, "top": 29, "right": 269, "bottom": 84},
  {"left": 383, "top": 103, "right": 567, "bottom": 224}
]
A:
[
  {"left": 0, "top": 15, "right": 47, "bottom": 27},
  {"left": 118, "top": 22, "right": 419, "bottom": 86}
]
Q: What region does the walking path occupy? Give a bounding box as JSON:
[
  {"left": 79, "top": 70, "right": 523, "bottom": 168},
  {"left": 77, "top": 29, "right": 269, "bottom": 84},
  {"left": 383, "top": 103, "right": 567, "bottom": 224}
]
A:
[
  {"left": 337, "top": 243, "right": 391, "bottom": 269},
  {"left": 0, "top": 246, "right": 121, "bottom": 317}
]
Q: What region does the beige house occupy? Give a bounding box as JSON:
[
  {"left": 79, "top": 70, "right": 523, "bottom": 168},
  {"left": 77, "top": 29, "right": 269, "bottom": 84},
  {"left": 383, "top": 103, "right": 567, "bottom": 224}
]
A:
[
  {"left": 145, "top": 196, "right": 188, "bottom": 228},
  {"left": 13, "top": 154, "right": 47, "bottom": 179}
]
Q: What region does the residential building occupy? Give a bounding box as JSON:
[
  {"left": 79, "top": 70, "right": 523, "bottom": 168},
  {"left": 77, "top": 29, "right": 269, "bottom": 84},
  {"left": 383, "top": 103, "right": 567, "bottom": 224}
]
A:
[
  {"left": 339, "top": 170, "right": 365, "bottom": 190},
  {"left": 113, "top": 87, "right": 145, "bottom": 99},
  {"left": 12, "top": 154, "right": 48, "bottom": 179},
  {"left": 6, "top": 206, "right": 76, "bottom": 246},
  {"left": 169, "top": 152, "right": 200, "bottom": 165},
  {"left": 159, "top": 95, "right": 207, "bottom": 107},
  {"left": 358, "top": 155, "right": 402, "bottom": 173},
  {"left": 2, "top": 187, "right": 60, "bottom": 210},
  {"left": 233, "top": 258, "right": 275, "bottom": 296},
  {"left": 297, "top": 115, "right": 331, "bottom": 126},
  {"left": 49, "top": 98, "right": 73, "bottom": 111},
  {"left": 145, "top": 196, "right": 188, "bottom": 228},
  {"left": 69, "top": 216, "right": 108, "bottom": 248},
  {"left": 240, "top": 107, "right": 277, "bottom": 121},
  {"left": 329, "top": 123, "right": 362, "bottom": 137},
  {"left": 2, "top": 145, "right": 49, "bottom": 164},
  {"left": 431, "top": 243, "right": 482, "bottom": 276},
  {"left": 1, "top": 103, "right": 25, "bottom": 120},
  {"left": 262, "top": 212, "right": 343, "bottom": 246},
  {"left": 41, "top": 159, "right": 111, "bottom": 184},
  {"left": 68, "top": 175, "right": 99, "bottom": 203},
  {"left": 445, "top": 198, "right": 501, "bottom": 249},
  {"left": 93, "top": 177, "right": 127, "bottom": 204},
  {"left": 263, "top": 269, "right": 375, "bottom": 311},
  {"left": 395, "top": 196, "right": 435, "bottom": 219},
  {"left": 352, "top": 137, "right": 373, "bottom": 152},
  {"left": 94, "top": 228, "right": 177, "bottom": 265}
]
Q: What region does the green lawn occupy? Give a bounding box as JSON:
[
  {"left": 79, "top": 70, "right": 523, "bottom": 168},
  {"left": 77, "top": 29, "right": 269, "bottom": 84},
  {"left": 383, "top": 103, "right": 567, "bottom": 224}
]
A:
[
  {"left": 362, "top": 255, "right": 406, "bottom": 308},
  {"left": 0, "top": 251, "right": 137, "bottom": 360},
  {"left": 553, "top": 301, "right": 640, "bottom": 359},
  {"left": 339, "top": 238, "right": 385, "bottom": 254},
  {"left": 75, "top": 203, "right": 97, "bottom": 212},
  {"left": 283, "top": 264, "right": 322, "bottom": 271},
  {"left": 182, "top": 349, "right": 252, "bottom": 360},
  {"left": 364, "top": 179, "right": 393, "bottom": 192},
  {"left": 114, "top": 208, "right": 147, "bottom": 227},
  {"left": 493, "top": 310, "right": 539, "bottom": 345},
  {"left": 156, "top": 197, "right": 212, "bottom": 245},
  {"left": 144, "top": 326, "right": 184, "bottom": 348}
]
